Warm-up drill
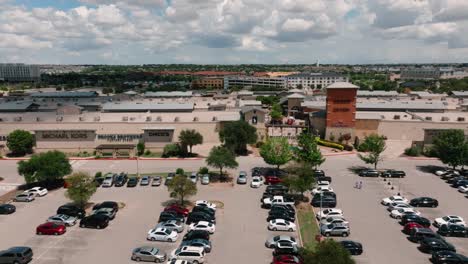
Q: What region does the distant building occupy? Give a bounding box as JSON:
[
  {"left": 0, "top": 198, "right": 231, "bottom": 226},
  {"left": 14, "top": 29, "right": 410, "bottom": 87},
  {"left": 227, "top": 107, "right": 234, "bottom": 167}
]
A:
[
  {"left": 192, "top": 77, "right": 224, "bottom": 89},
  {"left": 400, "top": 67, "right": 440, "bottom": 80},
  {"left": 286, "top": 72, "right": 348, "bottom": 90},
  {"left": 0, "top": 63, "right": 40, "bottom": 82},
  {"left": 224, "top": 76, "right": 286, "bottom": 90}
]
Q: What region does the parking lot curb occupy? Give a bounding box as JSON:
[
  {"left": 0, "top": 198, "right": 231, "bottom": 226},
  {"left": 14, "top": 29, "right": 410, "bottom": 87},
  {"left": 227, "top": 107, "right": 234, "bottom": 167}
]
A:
[{"left": 0, "top": 157, "right": 204, "bottom": 161}]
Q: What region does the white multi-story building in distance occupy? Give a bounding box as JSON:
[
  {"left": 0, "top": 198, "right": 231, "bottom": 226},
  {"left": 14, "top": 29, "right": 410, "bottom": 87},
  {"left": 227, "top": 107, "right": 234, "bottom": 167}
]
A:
[
  {"left": 0, "top": 63, "right": 40, "bottom": 82},
  {"left": 224, "top": 76, "right": 286, "bottom": 90},
  {"left": 286, "top": 72, "right": 348, "bottom": 90}
]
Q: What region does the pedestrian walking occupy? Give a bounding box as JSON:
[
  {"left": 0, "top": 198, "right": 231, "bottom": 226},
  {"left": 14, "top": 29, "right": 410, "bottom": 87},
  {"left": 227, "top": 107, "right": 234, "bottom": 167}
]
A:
[
  {"left": 359, "top": 181, "right": 363, "bottom": 189},
  {"left": 354, "top": 181, "right": 359, "bottom": 189}
]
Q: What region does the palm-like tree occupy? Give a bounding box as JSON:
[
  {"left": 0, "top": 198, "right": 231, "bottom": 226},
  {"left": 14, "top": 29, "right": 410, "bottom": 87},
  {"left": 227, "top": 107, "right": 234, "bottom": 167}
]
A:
[{"left": 178, "top": 129, "right": 203, "bottom": 154}]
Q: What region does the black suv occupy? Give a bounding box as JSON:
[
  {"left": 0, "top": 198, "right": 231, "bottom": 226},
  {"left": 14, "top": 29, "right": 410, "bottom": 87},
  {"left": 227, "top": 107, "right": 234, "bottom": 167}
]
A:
[
  {"left": 409, "top": 197, "right": 438, "bottom": 208},
  {"left": 311, "top": 193, "right": 337, "bottom": 208},
  {"left": 381, "top": 170, "right": 406, "bottom": 178},
  {"left": 400, "top": 214, "right": 431, "bottom": 227},
  {"left": 192, "top": 206, "right": 215, "bottom": 218},
  {"left": 93, "top": 201, "right": 119, "bottom": 212},
  {"left": 114, "top": 173, "right": 128, "bottom": 187},
  {"left": 437, "top": 224, "right": 468, "bottom": 237},
  {"left": 158, "top": 211, "right": 184, "bottom": 223},
  {"left": 79, "top": 214, "right": 110, "bottom": 229},
  {"left": 267, "top": 211, "right": 295, "bottom": 222},
  {"left": 127, "top": 177, "right": 139, "bottom": 187},
  {"left": 339, "top": 240, "right": 363, "bottom": 255},
  {"left": 271, "top": 204, "right": 295, "bottom": 215},
  {"left": 57, "top": 204, "right": 86, "bottom": 218},
  {"left": 359, "top": 169, "right": 380, "bottom": 177},
  {"left": 270, "top": 207, "right": 295, "bottom": 218},
  {"left": 186, "top": 212, "right": 215, "bottom": 224},
  {"left": 0, "top": 204, "right": 16, "bottom": 215},
  {"left": 183, "top": 230, "right": 210, "bottom": 241},
  {"left": 431, "top": 250, "right": 468, "bottom": 264},
  {"left": 0, "top": 247, "right": 33, "bottom": 264},
  {"left": 419, "top": 237, "right": 455, "bottom": 254}
]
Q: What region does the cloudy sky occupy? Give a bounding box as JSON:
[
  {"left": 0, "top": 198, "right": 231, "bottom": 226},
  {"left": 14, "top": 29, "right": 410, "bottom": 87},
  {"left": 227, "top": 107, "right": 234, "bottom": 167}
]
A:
[{"left": 1, "top": 0, "right": 468, "bottom": 64}]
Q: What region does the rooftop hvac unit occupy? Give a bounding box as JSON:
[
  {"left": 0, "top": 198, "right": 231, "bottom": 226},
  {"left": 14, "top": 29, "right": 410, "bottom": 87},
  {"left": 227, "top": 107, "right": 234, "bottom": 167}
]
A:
[
  {"left": 130, "top": 117, "right": 136, "bottom": 121},
  {"left": 36, "top": 117, "right": 41, "bottom": 122},
  {"left": 212, "top": 116, "right": 218, "bottom": 121},
  {"left": 425, "top": 116, "right": 432, "bottom": 121},
  {"left": 122, "top": 116, "right": 128, "bottom": 121},
  {"left": 174, "top": 117, "right": 180, "bottom": 122},
  {"left": 193, "top": 117, "right": 199, "bottom": 122},
  {"left": 156, "top": 116, "right": 162, "bottom": 122},
  {"left": 79, "top": 117, "right": 85, "bottom": 121},
  {"left": 393, "top": 115, "right": 400, "bottom": 120},
  {"left": 146, "top": 116, "right": 152, "bottom": 122},
  {"left": 457, "top": 117, "right": 465, "bottom": 122},
  {"left": 441, "top": 117, "right": 449, "bottom": 121},
  {"left": 56, "top": 116, "right": 63, "bottom": 122}
]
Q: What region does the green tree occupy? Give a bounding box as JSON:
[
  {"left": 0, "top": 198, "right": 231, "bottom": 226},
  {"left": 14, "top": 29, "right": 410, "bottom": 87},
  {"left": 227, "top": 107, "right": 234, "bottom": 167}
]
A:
[
  {"left": 206, "top": 146, "right": 238, "bottom": 177},
  {"left": 18, "top": 150, "right": 72, "bottom": 183},
  {"left": 260, "top": 137, "right": 292, "bottom": 169},
  {"left": 102, "top": 87, "right": 113, "bottom": 95},
  {"left": 358, "top": 134, "right": 386, "bottom": 169},
  {"left": 283, "top": 166, "right": 316, "bottom": 196},
  {"left": 65, "top": 172, "right": 97, "bottom": 209},
  {"left": 432, "top": 129, "right": 468, "bottom": 169},
  {"left": 179, "top": 129, "right": 204, "bottom": 154},
  {"left": 300, "top": 239, "right": 355, "bottom": 264},
  {"left": 219, "top": 120, "right": 257, "bottom": 155},
  {"left": 167, "top": 175, "right": 197, "bottom": 205},
  {"left": 270, "top": 103, "right": 283, "bottom": 120},
  {"left": 163, "top": 143, "right": 181, "bottom": 157},
  {"left": 294, "top": 133, "right": 325, "bottom": 169},
  {"left": 137, "top": 142, "right": 145, "bottom": 156},
  {"left": 6, "top": 130, "right": 34, "bottom": 156}
]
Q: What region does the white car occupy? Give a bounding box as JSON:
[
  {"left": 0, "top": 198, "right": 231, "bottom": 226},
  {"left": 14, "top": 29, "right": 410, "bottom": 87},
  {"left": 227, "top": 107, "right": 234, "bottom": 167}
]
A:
[
  {"left": 167, "top": 260, "right": 192, "bottom": 264},
  {"left": 47, "top": 214, "right": 77, "bottom": 226},
  {"left": 188, "top": 221, "right": 216, "bottom": 234},
  {"left": 458, "top": 185, "right": 468, "bottom": 193},
  {"left": 147, "top": 227, "right": 178, "bottom": 242},
  {"left": 268, "top": 219, "right": 296, "bottom": 232},
  {"left": 381, "top": 196, "right": 408, "bottom": 206},
  {"left": 14, "top": 192, "right": 36, "bottom": 202},
  {"left": 390, "top": 208, "right": 420, "bottom": 219},
  {"left": 195, "top": 200, "right": 216, "bottom": 211},
  {"left": 435, "top": 169, "right": 459, "bottom": 176},
  {"left": 387, "top": 203, "right": 413, "bottom": 212},
  {"left": 316, "top": 209, "right": 343, "bottom": 220},
  {"left": 102, "top": 174, "right": 114, "bottom": 187},
  {"left": 311, "top": 186, "right": 334, "bottom": 195},
  {"left": 320, "top": 216, "right": 349, "bottom": 226},
  {"left": 317, "top": 181, "right": 330, "bottom": 187},
  {"left": 250, "top": 176, "right": 263, "bottom": 188},
  {"left": 434, "top": 216, "right": 466, "bottom": 227},
  {"left": 25, "top": 187, "right": 48, "bottom": 197}
]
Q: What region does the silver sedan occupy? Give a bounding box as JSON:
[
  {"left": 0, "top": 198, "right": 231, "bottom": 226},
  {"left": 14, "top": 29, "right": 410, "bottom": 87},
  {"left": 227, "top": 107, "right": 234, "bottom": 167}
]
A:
[
  {"left": 47, "top": 214, "right": 78, "bottom": 226},
  {"left": 156, "top": 220, "right": 185, "bottom": 233},
  {"left": 265, "top": 235, "right": 297, "bottom": 248}
]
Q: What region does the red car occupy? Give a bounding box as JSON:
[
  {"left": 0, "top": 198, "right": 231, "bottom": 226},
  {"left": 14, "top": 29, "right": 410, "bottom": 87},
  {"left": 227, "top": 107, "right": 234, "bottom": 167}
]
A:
[
  {"left": 164, "top": 205, "right": 189, "bottom": 217},
  {"left": 265, "top": 176, "right": 282, "bottom": 185},
  {"left": 36, "top": 222, "right": 66, "bottom": 235},
  {"left": 403, "top": 222, "right": 423, "bottom": 234},
  {"left": 272, "top": 255, "right": 303, "bottom": 264}
]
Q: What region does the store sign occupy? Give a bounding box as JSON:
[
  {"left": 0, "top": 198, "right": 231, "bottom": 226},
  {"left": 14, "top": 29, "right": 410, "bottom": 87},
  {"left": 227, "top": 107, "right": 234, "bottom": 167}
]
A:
[
  {"left": 144, "top": 129, "right": 174, "bottom": 142},
  {"left": 97, "top": 134, "right": 142, "bottom": 142},
  {"left": 36, "top": 130, "right": 95, "bottom": 141}
]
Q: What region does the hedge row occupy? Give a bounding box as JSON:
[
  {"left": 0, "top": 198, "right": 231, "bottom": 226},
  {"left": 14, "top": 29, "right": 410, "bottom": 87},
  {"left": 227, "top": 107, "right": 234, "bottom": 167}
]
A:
[{"left": 316, "top": 138, "right": 345, "bottom": 151}]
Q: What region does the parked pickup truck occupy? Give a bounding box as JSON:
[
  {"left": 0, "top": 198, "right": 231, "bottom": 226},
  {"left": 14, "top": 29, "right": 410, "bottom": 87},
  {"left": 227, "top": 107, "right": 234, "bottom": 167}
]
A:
[{"left": 262, "top": 196, "right": 295, "bottom": 209}]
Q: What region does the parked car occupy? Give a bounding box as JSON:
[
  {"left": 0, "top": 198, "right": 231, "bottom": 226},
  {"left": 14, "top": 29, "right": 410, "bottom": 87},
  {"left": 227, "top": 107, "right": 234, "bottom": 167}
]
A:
[
  {"left": 170, "top": 246, "right": 205, "bottom": 264},
  {"left": 359, "top": 169, "right": 380, "bottom": 177},
  {"left": 419, "top": 237, "right": 456, "bottom": 254},
  {"left": 381, "top": 196, "right": 408, "bottom": 206},
  {"left": 101, "top": 174, "right": 115, "bottom": 187},
  {"left": 435, "top": 169, "right": 459, "bottom": 176},
  {"left": 140, "top": 176, "right": 151, "bottom": 186},
  {"left": 265, "top": 235, "right": 298, "bottom": 248},
  {"left": 93, "top": 201, "right": 119, "bottom": 212},
  {"left": 250, "top": 176, "right": 262, "bottom": 188},
  {"left": 0, "top": 204, "right": 16, "bottom": 214},
  {"left": 403, "top": 222, "right": 424, "bottom": 234},
  {"left": 47, "top": 214, "right": 77, "bottom": 226},
  {"left": 186, "top": 212, "right": 214, "bottom": 225},
  {"left": 36, "top": 222, "right": 66, "bottom": 235},
  {"left": 152, "top": 176, "right": 162, "bottom": 186},
  {"left": 267, "top": 212, "right": 295, "bottom": 223},
  {"left": 272, "top": 242, "right": 299, "bottom": 256},
  {"left": 127, "top": 177, "right": 139, "bottom": 187},
  {"left": 265, "top": 176, "right": 282, "bottom": 185},
  {"left": 114, "top": 173, "right": 128, "bottom": 187},
  {"left": 189, "top": 173, "right": 198, "bottom": 184},
  {"left": 183, "top": 230, "right": 210, "bottom": 241},
  {"left": 237, "top": 171, "right": 247, "bottom": 184},
  {"left": 192, "top": 206, "right": 215, "bottom": 218},
  {"left": 181, "top": 239, "right": 212, "bottom": 253},
  {"left": 437, "top": 224, "right": 468, "bottom": 237},
  {"left": 14, "top": 192, "right": 35, "bottom": 202},
  {"left": 409, "top": 197, "right": 439, "bottom": 208},
  {"left": 451, "top": 179, "right": 468, "bottom": 188},
  {"left": 269, "top": 207, "right": 295, "bottom": 218},
  {"left": 194, "top": 200, "right": 216, "bottom": 210},
  {"left": 271, "top": 204, "right": 295, "bottom": 215},
  {"left": 320, "top": 216, "right": 349, "bottom": 226},
  {"left": 156, "top": 220, "right": 185, "bottom": 233},
  {"left": 400, "top": 215, "right": 431, "bottom": 227},
  {"left": 311, "top": 186, "right": 334, "bottom": 195},
  {"left": 339, "top": 240, "right": 363, "bottom": 255},
  {"left": 164, "top": 205, "right": 189, "bottom": 217},
  {"left": 159, "top": 211, "right": 185, "bottom": 223},
  {"left": 321, "top": 224, "right": 350, "bottom": 237},
  {"left": 458, "top": 185, "right": 468, "bottom": 193},
  {"left": 131, "top": 247, "right": 167, "bottom": 263},
  {"left": 92, "top": 208, "right": 116, "bottom": 220},
  {"left": 381, "top": 169, "right": 406, "bottom": 178},
  {"left": 390, "top": 208, "right": 420, "bottom": 219},
  {"left": 266, "top": 185, "right": 289, "bottom": 194},
  {"left": 57, "top": 204, "right": 86, "bottom": 218},
  {"left": 79, "top": 214, "right": 110, "bottom": 229},
  {"left": 387, "top": 203, "right": 413, "bottom": 212},
  {"left": 188, "top": 221, "right": 216, "bottom": 234},
  {"left": 0, "top": 247, "right": 33, "bottom": 264},
  {"left": 24, "top": 187, "right": 48, "bottom": 197},
  {"left": 316, "top": 209, "right": 343, "bottom": 220},
  {"left": 268, "top": 219, "right": 296, "bottom": 232},
  {"left": 313, "top": 170, "right": 325, "bottom": 177},
  {"left": 147, "top": 227, "right": 178, "bottom": 242},
  {"left": 431, "top": 250, "right": 468, "bottom": 264},
  {"left": 434, "top": 216, "right": 466, "bottom": 227},
  {"left": 165, "top": 173, "right": 175, "bottom": 186},
  {"left": 311, "top": 194, "right": 337, "bottom": 208},
  {"left": 201, "top": 174, "right": 210, "bottom": 185},
  {"left": 272, "top": 255, "right": 303, "bottom": 264},
  {"left": 408, "top": 227, "right": 441, "bottom": 243}
]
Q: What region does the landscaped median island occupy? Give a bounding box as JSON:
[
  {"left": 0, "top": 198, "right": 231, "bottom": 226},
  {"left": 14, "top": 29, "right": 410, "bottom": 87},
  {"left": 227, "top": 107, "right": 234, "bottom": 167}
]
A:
[{"left": 296, "top": 203, "right": 320, "bottom": 250}]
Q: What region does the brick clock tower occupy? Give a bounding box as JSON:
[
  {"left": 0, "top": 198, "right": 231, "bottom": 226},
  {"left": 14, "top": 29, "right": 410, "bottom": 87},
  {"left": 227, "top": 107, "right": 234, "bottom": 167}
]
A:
[{"left": 325, "top": 82, "right": 359, "bottom": 140}]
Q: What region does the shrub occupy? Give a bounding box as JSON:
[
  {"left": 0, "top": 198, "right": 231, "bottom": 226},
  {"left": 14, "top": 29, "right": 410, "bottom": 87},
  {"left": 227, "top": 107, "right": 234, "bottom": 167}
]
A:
[
  {"left": 176, "top": 168, "right": 185, "bottom": 176},
  {"left": 198, "top": 167, "right": 209, "bottom": 175},
  {"left": 404, "top": 146, "right": 421, "bottom": 156},
  {"left": 144, "top": 149, "right": 151, "bottom": 155},
  {"left": 163, "top": 143, "right": 181, "bottom": 158},
  {"left": 255, "top": 141, "right": 264, "bottom": 148},
  {"left": 423, "top": 146, "right": 438, "bottom": 157},
  {"left": 316, "top": 138, "right": 344, "bottom": 150},
  {"left": 329, "top": 134, "right": 336, "bottom": 142},
  {"left": 94, "top": 172, "right": 102, "bottom": 178}
]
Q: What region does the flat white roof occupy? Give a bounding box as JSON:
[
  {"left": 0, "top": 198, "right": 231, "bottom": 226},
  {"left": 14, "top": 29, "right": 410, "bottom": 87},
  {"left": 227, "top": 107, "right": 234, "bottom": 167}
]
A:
[{"left": 326, "top": 82, "right": 359, "bottom": 89}]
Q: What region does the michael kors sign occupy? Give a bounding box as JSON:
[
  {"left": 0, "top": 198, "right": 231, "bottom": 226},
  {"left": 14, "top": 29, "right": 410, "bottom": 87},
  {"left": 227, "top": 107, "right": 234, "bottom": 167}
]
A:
[{"left": 35, "top": 130, "right": 95, "bottom": 141}]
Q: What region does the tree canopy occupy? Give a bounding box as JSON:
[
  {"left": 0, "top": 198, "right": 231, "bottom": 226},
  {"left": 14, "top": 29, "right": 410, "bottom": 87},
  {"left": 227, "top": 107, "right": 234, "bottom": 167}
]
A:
[
  {"left": 168, "top": 175, "right": 197, "bottom": 205},
  {"left": 270, "top": 103, "right": 283, "bottom": 120},
  {"left": 18, "top": 151, "right": 72, "bottom": 183},
  {"left": 65, "top": 171, "right": 97, "bottom": 208},
  {"left": 219, "top": 120, "right": 257, "bottom": 155},
  {"left": 6, "top": 130, "right": 35, "bottom": 156},
  {"left": 179, "top": 129, "right": 204, "bottom": 154},
  {"left": 206, "top": 146, "right": 238, "bottom": 176},
  {"left": 260, "top": 137, "right": 292, "bottom": 169},
  {"left": 358, "top": 134, "right": 386, "bottom": 169},
  {"left": 294, "top": 133, "right": 325, "bottom": 169},
  {"left": 283, "top": 165, "right": 316, "bottom": 195},
  {"left": 432, "top": 129, "right": 468, "bottom": 169}
]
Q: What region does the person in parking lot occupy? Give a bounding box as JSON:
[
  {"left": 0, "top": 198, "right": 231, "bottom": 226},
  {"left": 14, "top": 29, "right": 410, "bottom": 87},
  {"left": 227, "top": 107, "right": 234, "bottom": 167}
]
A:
[{"left": 359, "top": 181, "right": 363, "bottom": 189}]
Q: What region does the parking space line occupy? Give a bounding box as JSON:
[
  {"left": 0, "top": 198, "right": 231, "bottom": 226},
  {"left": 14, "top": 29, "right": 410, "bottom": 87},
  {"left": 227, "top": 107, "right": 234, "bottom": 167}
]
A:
[{"left": 30, "top": 229, "right": 79, "bottom": 263}]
